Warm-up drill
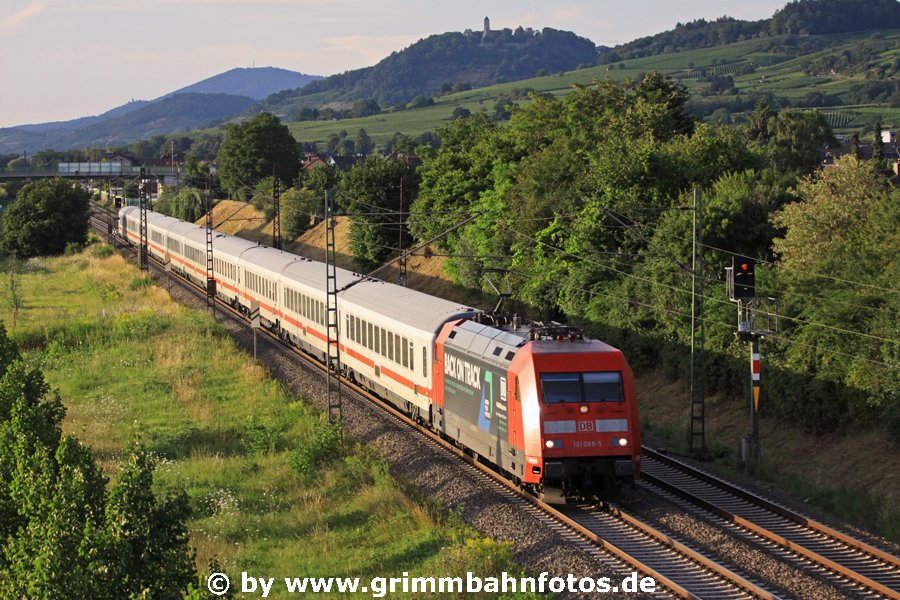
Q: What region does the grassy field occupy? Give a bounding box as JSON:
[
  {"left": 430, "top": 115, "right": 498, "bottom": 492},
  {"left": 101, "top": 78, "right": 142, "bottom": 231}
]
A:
[
  {"left": 276, "top": 29, "right": 899, "bottom": 146},
  {"left": 0, "top": 241, "right": 543, "bottom": 599}
]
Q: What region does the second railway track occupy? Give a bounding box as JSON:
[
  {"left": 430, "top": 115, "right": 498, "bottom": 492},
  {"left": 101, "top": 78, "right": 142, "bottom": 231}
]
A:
[{"left": 640, "top": 447, "right": 900, "bottom": 599}]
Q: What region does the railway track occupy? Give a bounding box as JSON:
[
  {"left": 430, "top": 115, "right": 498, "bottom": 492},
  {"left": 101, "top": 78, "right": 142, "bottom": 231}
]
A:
[
  {"left": 640, "top": 448, "right": 900, "bottom": 599},
  {"left": 88, "top": 204, "right": 894, "bottom": 599},
  {"left": 562, "top": 503, "right": 781, "bottom": 600}
]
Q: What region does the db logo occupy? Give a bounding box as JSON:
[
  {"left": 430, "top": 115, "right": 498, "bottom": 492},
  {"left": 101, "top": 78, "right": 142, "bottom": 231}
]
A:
[{"left": 577, "top": 421, "right": 595, "bottom": 432}]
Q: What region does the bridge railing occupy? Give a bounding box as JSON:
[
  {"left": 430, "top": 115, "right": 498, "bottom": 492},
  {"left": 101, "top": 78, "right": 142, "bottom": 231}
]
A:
[{"left": 0, "top": 165, "right": 179, "bottom": 178}]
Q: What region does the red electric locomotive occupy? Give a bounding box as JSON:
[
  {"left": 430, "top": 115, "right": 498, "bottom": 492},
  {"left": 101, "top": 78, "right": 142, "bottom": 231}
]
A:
[{"left": 433, "top": 317, "right": 640, "bottom": 502}]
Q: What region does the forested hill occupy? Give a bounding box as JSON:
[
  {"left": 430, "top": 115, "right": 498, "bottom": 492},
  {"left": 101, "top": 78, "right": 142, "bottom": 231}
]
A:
[
  {"left": 602, "top": 0, "right": 900, "bottom": 61},
  {"left": 167, "top": 67, "right": 321, "bottom": 101},
  {"left": 288, "top": 27, "right": 597, "bottom": 106},
  {"left": 0, "top": 93, "right": 255, "bottom": 154}
]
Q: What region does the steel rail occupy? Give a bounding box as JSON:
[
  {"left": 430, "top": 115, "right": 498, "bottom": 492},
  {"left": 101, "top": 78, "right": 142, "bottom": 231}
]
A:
[
  {"left": 642, "top": 448, "right": 900, "bottom": 600},
  {"left": 88, "top": 211, "right": 782, "bottom": 599}
]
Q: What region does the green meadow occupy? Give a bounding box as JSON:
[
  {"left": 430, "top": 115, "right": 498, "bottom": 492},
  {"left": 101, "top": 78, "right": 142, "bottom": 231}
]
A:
[{"left": 0, "top": 240, "right": 543, "bottom": 599}]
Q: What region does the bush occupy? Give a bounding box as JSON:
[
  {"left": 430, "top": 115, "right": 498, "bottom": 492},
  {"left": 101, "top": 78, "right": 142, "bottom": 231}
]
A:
[
  {"left": 289, "top": 420, "right": 343, "bottom": 480},
  {"left": 241, "top": 422, "right": 281, "bottom": 455},
  {"left": 90, "top": 243, "right": 115, "bottom": 258},
  {"left": 1, "top": 178, "right": 90, "bottom": 257},
  {"left": 128, "top": 276, "right": 154, "bottom": 291},
  {"left": 64, "top": 241, "right": 84, "bottom": 255}
]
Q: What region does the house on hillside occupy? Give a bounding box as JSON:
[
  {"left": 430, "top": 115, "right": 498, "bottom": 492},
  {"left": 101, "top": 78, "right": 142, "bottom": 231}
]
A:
[
  {"left": 101, "top": 151, "right": 139, "bottom": 166},
  {"left": 302, "top": 153, "right": 365, "bottom": 172},
  {"left": 820, "top": 139, "right": 900, "bottom": 166}
]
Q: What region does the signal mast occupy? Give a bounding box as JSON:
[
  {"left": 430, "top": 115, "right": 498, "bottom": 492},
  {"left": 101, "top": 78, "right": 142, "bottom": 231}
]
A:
[{"left": 726, "top": 257, "right": 778, "bottom": 461}]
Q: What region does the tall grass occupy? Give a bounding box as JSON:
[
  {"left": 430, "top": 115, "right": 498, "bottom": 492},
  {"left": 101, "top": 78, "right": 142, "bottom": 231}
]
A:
[{"left": 2, "top": 241, "right": 545, "bottom": 599}]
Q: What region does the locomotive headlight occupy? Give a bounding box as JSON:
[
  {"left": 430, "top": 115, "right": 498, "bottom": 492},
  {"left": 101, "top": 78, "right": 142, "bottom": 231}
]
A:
[
  {"left": 617, "top": 437, "right": 628, "bottom": 447},
  {"left": 545, "top": 439, "right": 563, "bottom": 449},
  {"left": 579, "top": 405, "right": 589, "bottom": 414}
]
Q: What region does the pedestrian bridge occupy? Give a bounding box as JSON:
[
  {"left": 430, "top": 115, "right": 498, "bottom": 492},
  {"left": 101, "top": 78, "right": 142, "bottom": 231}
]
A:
[{"left": 0, "top": 162, "right": 178, "bottom": 180}]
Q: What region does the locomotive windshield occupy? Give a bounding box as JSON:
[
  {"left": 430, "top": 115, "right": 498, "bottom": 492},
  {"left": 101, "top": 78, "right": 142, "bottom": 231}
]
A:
[{"left": 540, "top": 372, "right": 623, "bottom": 404}]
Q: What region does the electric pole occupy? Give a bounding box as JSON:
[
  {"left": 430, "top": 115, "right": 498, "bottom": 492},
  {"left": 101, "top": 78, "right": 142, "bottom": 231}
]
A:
[
  {"left": 324, "top": 190, "right": 343, "bottom": 430},
  {"left": 273, "top": 177, "right": 282, "bottom": 250},
  {"left": 139, "top": 168, "right": 148, "bottom": 271},
  {"left": 205, "top": 181, "right": 215, "bottom": 316},
  {"left": 689, "top": 187, "right": 706, "bottom": 455},
  {"left": 398, "top": 177, "right": 407, "bottom": 287}
]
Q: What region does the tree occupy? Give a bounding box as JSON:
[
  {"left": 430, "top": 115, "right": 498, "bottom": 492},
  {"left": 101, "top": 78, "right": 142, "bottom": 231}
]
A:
[
  {"left": 6, "top": 157, "right": 28, "bottom": 171},
  {"left": 155, "top": 186, "right": 205, "bottom": 222},
  {"left": 771, "top": 156, "right": 899, "bottom": 429},
  {"left": 770, "top": 109, "right": 835, "bottom": 173},
  {"left": 0, "top": 324, "right": 196, "bottom": 598},
  {"left": 217, "top": 112, "right": 300, "bottom": 196},
  {"left": 1, "top": 178, "right": 90, "bottom": 258},
  {"left": 354, "top": 128, "right": 375, "bottom": 155},
  {"left": 873, "top": 120, "right": 885, "bottom": 160},
  {"left": 451, "top": 106, "right": 472, "bottom": 120},
  {"left": 748, "top": 97, "right": 775, "bottom": 143},
  {"left": 306, "top": 164, "right": 342, "bottom": 194},
  {"left": 5, "top": 253, "right": 22, "bottom": 329},
  {"left": 282, "top": 187, "right": 321, "bottom": 237},
  {"left": 339, "top": 156, "right": 419, "bottom": 266}
]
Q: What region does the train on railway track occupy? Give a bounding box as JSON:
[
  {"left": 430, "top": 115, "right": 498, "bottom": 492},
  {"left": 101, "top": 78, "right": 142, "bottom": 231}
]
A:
[{"left": 118, "top": 206, "right": 641, "bottom": 501}]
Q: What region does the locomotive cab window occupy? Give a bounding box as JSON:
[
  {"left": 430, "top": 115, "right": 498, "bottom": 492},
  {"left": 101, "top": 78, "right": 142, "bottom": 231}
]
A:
[
  {"left": 540, "top": 372, "right": 623, "bottom": 404},
  {"left": 583, "top": 372, "right": 624, "bottom": 402}
]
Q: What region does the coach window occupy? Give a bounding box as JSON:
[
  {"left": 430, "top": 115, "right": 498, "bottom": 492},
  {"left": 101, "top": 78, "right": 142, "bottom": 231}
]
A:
[
  {"left": 422, "top": 347, "right": 427, "bottom": 377},
  {"left": 401, "top": 337, "right": 409, "bottom": 369},
  {"left": 387, "top": 332, "right": 394, "bottom": 362},
  {"left": 380, "top": 328, "right": 387, "bottom": 357},
  {"left": 373, "top": 326, "right": 380, "bottom": 354},
  {"left": 367, "top": 323, "right": 374, "bottom": 351}
]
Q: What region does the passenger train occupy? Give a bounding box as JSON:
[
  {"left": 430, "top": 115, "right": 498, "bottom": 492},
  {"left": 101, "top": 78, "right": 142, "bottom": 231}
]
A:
[{"left": 119, "top": 206, "right": 641, "bottom": 501}]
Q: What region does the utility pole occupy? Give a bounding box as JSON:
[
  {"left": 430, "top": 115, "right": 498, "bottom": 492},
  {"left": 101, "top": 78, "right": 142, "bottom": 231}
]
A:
[
  {"left": 106, "top": 179, "right": 113, "bottom": 244},
  {"left": 689, "top": 187, "right": 706, "bottom": 455},
  {"left": 398, "top": 177, "right": 407, "bottom": 287},
  {"left": 272, "top": 177, "right": 282, "bottom": 250},
  {"left": 205, "top": 181, "right": 215, "bottom": 316},
  {"left": 170, "top": 139, "right": 178, "bottom": 190},
  {"left": 139, "top": 168, "right": 148, "bottom": 271},
  {"left": 324, "top": 190, "right": 343, "bottom": 429},
  {"left": 603, "top": 206, "right": 704, "bottom": 454}
]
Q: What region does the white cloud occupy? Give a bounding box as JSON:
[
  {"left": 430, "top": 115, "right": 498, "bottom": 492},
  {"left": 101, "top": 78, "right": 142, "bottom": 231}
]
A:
[{"left": 0, "top": 2, "right": 46, "bottom": 34}]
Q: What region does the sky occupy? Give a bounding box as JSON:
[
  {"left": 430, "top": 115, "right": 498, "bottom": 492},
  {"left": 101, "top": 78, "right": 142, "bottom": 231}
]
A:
[{"left": 0, "top": 0, "right": 784, "bottom": 129}]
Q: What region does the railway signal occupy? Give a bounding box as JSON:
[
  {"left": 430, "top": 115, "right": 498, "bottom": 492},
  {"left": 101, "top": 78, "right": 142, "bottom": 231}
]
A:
[
  {"left": 726, "top": 256, "right": 776, "bottom": 462},
  {"left": 732, "top": 257, "right": 755, "bottom": 300}
]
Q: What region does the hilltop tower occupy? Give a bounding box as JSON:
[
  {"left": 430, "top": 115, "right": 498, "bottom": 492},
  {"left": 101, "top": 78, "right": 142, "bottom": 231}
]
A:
[{"left": 483, "top": 16, "right": 490, "bottom": 41}]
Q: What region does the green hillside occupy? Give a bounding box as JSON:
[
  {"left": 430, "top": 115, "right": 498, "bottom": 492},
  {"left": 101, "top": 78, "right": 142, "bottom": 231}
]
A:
[
  {"left": 256, "top": 27, "right": 597, "bottom": 114},
  {"left": 282, "top": 29, "right": 899, "bottom": 148}
]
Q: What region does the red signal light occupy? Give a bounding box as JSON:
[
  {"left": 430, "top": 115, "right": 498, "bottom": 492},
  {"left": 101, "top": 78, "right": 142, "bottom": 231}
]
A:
[{"left": 741, "top": 263, "right": 749, "bottom": 271}]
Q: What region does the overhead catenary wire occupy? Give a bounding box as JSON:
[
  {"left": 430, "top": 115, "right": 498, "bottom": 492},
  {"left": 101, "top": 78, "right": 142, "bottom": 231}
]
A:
[
  {"left": 609, "top": 206, "right": 899, "bottom": 295},
  {"left": 607, "top": 206, "right": 900, "bottom": 318},
  {"left": 504, "top": 229, "right": 899, "bottom": 369}
]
